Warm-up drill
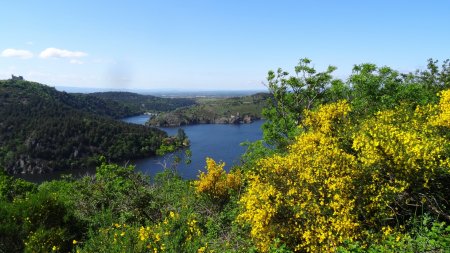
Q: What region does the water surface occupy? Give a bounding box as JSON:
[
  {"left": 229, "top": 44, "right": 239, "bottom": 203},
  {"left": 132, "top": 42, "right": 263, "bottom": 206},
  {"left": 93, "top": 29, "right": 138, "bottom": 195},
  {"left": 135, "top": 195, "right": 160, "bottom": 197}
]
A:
[{"left": 127, "top": 115, "right": 264, "bottom": 179}]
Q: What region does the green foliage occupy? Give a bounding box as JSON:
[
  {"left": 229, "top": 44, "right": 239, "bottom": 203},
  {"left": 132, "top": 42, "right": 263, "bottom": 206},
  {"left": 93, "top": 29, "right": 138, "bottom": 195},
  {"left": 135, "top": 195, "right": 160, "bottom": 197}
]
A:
[
  {"left": 156, "top": 130, "right": 190, "bottom": 156},
  {"left": 337, "top": 216, "right": 450, "bottom": 253},
  {"left": 417, "top": 58, "right": 450, "bottom": 91},
  {"left": 156, "top": 142, "right": 177, "bottom": 156},
  {"left": 177, "top": 128, "right": 187, "bottom": 143},
  {"left": 262, "top": 58, "right": 339, "bottom": 148},
  {"left": 74, "top": 161, "right": 160, "bottom": 226},
  {"left": 153, "top": 169, "right": 194, "bottom": 213},
  {"left": 76, "top": 224, "right": 144, "bottom": 253},
  {"left": 240, "top": 140, "right": 275, "bottom": 173},
  {"left": 0, "top": 170, "right": 36, "bottom": 201},
  {"left": 76, "top": 168, "right": 207, "bottom": 253},
  {"left": 348, "top": 63, "right": 438, "bottom": 116},
  {"left": 0, "top": 179, "right": 83, "bottom": 253},
  {"left": 24, "top": 227, "right": 73, "bottom": 253}
]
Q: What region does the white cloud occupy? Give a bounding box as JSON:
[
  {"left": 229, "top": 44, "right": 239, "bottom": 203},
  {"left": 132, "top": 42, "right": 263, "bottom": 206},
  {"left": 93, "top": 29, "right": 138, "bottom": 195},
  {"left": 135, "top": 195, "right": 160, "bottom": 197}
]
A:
[
  {"left": 1, "top": 48, "right": 33, "bottom": 59},
  {"left": 39, "top": 48, "right": 87, "bottom": 59},
  {"left": 69, "top": 59, "right": 84, "bottom": 65}
]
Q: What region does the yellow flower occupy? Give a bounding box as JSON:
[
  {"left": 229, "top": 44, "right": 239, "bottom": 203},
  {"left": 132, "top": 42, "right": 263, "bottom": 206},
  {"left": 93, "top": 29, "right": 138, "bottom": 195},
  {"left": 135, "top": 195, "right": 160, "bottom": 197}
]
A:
[
  {"left": 382, "top": 226, "right": 392, "bottom": 236},
  {"left": 194, "top": 158, "right": 242, "bottom": 200},
  {"left": 73, "top": 239, "right": 78, "bottom": 244},
  {"left": 139, "top": 226, "right": 150, "bottom": 241}
]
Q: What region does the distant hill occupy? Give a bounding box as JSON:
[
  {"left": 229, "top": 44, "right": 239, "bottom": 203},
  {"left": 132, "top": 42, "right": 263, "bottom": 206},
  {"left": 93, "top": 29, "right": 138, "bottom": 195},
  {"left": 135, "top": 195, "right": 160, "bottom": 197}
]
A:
[
  {"left": 89, "top": 91, "right": 197, "bottom": 113},
  {"left": 0, "top": 79, "right": 166, "bottom": 174},
  {"left": 148, "top": 93, "right": 270, "bottom": 127}
]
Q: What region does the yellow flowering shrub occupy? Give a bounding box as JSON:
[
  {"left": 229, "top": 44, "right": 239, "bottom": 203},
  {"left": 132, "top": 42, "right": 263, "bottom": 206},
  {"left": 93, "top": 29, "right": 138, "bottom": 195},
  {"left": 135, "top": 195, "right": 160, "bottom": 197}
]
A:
[
  {"left": 302, "top": 100, "right": 350, "bottom": 133},
  {"left": 430, "top": 89, "right": 450, "bottom": 128},
  {"left": 353, "top": 103, "right": 450, "bottom": 225},
  {"left": 238, "top": 97, "right": 450, "bottom": 252},
  {"left": 194, "top": 158, "right": 242, "bottom": 201},
  {"left": 239, "top": 101, "right": 360, "bottom": 252}
]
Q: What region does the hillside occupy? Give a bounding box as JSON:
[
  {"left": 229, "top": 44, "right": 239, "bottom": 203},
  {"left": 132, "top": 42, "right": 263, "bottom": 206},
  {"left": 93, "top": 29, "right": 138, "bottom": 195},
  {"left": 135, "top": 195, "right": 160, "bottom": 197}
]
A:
[
  {"left": 89, "top": 91, "right": 197, "bottom": 113},
  {"left": 0, "top": 79, "right": 167, "bottom": 174},
  {"left": 0, "top": 82, "right": 139, "bottom": 119},
  {"left": 148, "top": 93, "right": 270, "bottom": 126}
]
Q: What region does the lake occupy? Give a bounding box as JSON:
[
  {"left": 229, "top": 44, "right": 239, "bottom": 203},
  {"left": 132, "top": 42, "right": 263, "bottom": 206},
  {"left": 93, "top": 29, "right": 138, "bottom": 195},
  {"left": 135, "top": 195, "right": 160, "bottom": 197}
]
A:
[
  {"left": 17, "top": 115, "right": 264, "bottom": 182},
  {"left": 127, "top": 115, "right": 264, "bottom": 179}
]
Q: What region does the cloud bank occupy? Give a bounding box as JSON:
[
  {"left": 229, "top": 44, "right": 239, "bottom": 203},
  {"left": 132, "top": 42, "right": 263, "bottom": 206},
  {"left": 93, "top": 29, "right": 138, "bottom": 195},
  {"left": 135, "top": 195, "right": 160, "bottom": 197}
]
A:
[
  {"left": 39, "top": 48, "right": 87, "bottom": 59},
  {"left": 1, "top": 49, "right": 33, "bottom": 59}
]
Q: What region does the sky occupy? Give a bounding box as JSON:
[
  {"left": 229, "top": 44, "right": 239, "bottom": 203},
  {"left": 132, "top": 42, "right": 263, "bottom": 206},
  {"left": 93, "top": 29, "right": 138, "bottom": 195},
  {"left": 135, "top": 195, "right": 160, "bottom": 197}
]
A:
[{"left": 1, "top": 1, "right": 449, "bottom": 91}]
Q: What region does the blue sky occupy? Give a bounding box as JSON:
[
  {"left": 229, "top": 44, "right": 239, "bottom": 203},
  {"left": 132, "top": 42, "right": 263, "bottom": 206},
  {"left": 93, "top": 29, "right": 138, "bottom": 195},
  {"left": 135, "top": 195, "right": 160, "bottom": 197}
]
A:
[{"left": 1, "top": 1, "right": 449, "bottom": 90}]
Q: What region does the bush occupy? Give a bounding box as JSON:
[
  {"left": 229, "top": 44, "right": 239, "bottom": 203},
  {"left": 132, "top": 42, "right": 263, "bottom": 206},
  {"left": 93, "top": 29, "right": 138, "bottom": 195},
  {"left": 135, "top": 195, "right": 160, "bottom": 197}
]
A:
[
  {"left": 238, "top": 97, "right": 450, "bottom": 252},
  {"left": 194, "top": 158, "right": 242, "bottom": 204}
]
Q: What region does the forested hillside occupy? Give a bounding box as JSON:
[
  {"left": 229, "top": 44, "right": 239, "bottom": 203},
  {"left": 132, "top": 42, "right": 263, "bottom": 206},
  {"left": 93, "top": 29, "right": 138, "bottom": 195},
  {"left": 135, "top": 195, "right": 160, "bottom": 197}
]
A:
[
  {"left": 0, "top": 81, "right": 140, "bottom": 119},
  {"left": 0, "top": 80, "right": 166, "bottom": 174},
  {"left": 148, "top": 93, "right": 269, "bottom": 126},
  {"left": 1, "top": 59, "right": 450, "bottom": 253},
  {"left": 90, "top": 91, "right": 197, "bottom": 113}
]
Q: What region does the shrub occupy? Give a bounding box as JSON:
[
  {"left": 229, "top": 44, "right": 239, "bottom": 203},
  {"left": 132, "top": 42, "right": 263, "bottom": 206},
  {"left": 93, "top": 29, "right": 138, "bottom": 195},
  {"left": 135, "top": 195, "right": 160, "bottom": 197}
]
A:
[
  {"left": 238, "top": 97, "right": 450, "bottom": 252},
  {"left": 194, "top": 158, "right": 242, "bottom": 204}
]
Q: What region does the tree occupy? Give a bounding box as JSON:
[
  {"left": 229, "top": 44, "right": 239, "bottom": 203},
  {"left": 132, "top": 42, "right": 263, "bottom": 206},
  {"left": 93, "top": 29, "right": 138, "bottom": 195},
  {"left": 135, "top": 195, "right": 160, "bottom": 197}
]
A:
[
  {"left": 262, "top": 58, "right": 339, "bottom": 148},
  {"left": 176, "top": 128, "right": 187, "bottom": 144}
]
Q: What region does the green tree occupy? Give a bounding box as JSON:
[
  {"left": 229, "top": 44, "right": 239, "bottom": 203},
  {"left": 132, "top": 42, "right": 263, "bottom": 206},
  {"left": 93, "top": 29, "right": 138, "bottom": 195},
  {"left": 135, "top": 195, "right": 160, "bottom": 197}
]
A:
[
  {"left": 176, "top": 128, "right": 187, "bottom": 145},
  {"left": 262, "top": 58, "right": 339, "bottom": 148},
  {"left": 348, "top": 64, "right": 401, "bottom": 116}
]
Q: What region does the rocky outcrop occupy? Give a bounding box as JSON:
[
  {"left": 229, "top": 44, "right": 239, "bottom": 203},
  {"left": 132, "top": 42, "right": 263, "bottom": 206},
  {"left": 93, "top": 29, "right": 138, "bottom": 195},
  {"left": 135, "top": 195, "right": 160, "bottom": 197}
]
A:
[
  {"left": 242, "top": 115, "right": 253, "bottom": 124},
  {"left": 13, "top": 155, "right": 53, "bottom": 174},
  {"left": 149, "top": 113, "right": 259, "bottom": 127}
]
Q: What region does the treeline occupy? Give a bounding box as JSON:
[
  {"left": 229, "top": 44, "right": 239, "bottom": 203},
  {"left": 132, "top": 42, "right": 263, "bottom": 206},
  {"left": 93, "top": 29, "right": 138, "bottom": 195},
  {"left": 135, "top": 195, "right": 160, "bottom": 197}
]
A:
[
  {"left": 90, "top": 91, "right": 197, "bottom": 113},
  {"left": 0, "top": 80, "right": 166, "bottom": 174},
  {"left": 1, "top": 59, "right": 450, "bottom": 252}
]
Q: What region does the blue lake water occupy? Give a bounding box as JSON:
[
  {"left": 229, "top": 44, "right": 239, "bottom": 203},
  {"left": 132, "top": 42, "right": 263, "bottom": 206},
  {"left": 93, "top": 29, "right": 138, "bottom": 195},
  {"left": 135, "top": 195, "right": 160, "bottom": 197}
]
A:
[
  {"left": 126, "top": 115, "right": 264, "bottom": 179},
  {"left": 16, "top": 115, "right": 263, "bottom": 182}
]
